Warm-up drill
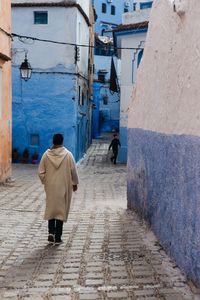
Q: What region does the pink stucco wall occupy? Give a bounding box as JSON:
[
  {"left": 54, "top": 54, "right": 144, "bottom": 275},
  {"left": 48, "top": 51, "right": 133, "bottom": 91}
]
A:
[
  {"left": 0, "top": 0, "right": 12, "bottom": 182},
  {"left": 128, "top": 0, "right": 200, "bottom": 136}
]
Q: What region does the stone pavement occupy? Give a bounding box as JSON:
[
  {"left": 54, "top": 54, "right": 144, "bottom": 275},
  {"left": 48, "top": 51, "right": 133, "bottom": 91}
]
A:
[{"left": 0, "top": 139, "right": 198, "bottom": 300}]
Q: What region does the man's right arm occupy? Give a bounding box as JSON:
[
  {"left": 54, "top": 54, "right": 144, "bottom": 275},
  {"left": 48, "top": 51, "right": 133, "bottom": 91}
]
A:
[
  {"left": 69, "top": 153, "right": 79, "bottom": 190},
  {"left": 109, "top": 140, "right": 113, "bottom": 150},
  {"left": 73, "top": 185, "right": 78, "bottom": 192}
]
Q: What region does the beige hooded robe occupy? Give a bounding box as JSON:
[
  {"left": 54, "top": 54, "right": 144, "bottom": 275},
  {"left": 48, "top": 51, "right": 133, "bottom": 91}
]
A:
[{"left": 38, "top": 147, "right": 79, "bottom": 221}]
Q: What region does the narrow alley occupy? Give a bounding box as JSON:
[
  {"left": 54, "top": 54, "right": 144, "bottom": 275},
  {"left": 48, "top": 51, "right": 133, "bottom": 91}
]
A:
[{"left": 0, "top": 138, "right": 196, "bottom": 300}]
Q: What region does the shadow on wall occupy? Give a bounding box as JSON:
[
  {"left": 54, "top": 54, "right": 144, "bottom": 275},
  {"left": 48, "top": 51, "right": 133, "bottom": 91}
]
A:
[{"left": 127, "top": 153, "right": 148, "bottom": 218}]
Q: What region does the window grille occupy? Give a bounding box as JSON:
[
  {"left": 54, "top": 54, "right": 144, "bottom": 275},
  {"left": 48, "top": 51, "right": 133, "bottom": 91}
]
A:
[{"left": 34, "top": 11, "right": 48, "bottom": 24}]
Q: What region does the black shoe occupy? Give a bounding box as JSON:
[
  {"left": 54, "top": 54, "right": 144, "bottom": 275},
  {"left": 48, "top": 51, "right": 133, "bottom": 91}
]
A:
[
  {"left": 48, "top": 234, "right": 55, "bottom": 244},
  {"left": 55, "top": 238, "right": 63, "bottom": 245}
]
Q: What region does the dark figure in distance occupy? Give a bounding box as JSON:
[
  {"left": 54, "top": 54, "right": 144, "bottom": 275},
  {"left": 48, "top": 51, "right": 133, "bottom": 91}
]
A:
[{"left": 109, "top": 134, "right": 121, "bottom": 164}]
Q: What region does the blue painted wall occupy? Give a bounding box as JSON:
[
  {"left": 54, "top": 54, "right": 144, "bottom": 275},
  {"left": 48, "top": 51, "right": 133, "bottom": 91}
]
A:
[
  {"left": 94, "top": 0, "right": 123, "bottom": 35},
  {"left": 127, "top": 128, "right": 200, "bottom": 287},
  {"left": 92, "top": 82, "right": 101, "bottom": 138},
  {"left": 94, "top": 0, "right": 153, "bottom": 35},
  {"left": 113, "top": 27, "right": 147, "bottom": 164},
  {"left": 100, "top": 117, "right": 119, "bottom": 133},
  {"left": 92, "top": 81, "right": 119, "bottom": 137},
  {"left": 93, "top": 55, "right": 120, "bottom": 137},
  {"left": 12, "top": 66, "right": 89, "bottom": 162}
]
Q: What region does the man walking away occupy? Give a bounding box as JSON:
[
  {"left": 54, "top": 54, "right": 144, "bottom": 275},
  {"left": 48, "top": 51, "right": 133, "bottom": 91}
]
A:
[
  {"left": 38, "top": 133, "right": 79, "bottom": 245},
  {"left": 109, "top": 134, "right": 121, "bottom": 164}
]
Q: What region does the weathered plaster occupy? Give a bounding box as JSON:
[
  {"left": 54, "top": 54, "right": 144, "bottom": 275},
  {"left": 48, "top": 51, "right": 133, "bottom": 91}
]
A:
[
  {"left": 0, "top": 0, "right": 12, "bottom": 182},
  {"left": 12, "top": 68, "right": 79, "bottom": 160},
  {"left": 12, "top": 1, "right": 93, "bottom": 162},
  {"left": 128, "top": 0, "right": 200, "bottom": 136},
  {"left": 114, "top": 24, "right": 148, "bottom": 162},
  {"left": 128, "top": 128, "right": 200, "bottom": 286},
  {"left": 128, "top": 0, "right": 200, "bottom": 287}
]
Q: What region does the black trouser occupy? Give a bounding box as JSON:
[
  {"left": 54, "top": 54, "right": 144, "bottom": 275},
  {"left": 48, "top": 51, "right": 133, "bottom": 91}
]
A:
[
  {"left": 48, "top": 219, "right": 63, "bottom": 239},
  {"left": 111, "top": 149, "right": 118, "bottom": 164}
]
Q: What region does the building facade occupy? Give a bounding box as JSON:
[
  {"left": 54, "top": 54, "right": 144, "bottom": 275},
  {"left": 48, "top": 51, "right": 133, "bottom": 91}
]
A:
[
  {"left": 92, "top": 51, "right": 120, "bottom": 138},
  {"left": 0, "top": 0, "right": 12, "bottom": 182},
  {"left": 94, "top": 0, "right": 152, "bottom": 35},
  {"left": 92, "top": 0, "right": 152, "bottom": 142},
  {"left": 92, "top": 0, "right": 129, "bottom": 138},
  {"left": 127, "top": 0, "right": 200, "bottom": 288},
  {"left": 113, "top": 6, "right": 151, "bottom": 162},
  {"left": 12, "top": 0, "right": 94, "bottom": 162}
]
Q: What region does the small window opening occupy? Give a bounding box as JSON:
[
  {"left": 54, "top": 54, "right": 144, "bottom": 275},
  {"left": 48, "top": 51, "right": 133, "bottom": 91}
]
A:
[
  {"left": 111, "top": 5, "right": 116, "bottom": 15},
  {"left": 30, "top": 134, "right": 39, "bottom": 146},
  {"left": 102, "top": 3, "right": 107, "bottom": 13},
  {"left": 34, "top": 11, "right": 48, "bottom": 24}
]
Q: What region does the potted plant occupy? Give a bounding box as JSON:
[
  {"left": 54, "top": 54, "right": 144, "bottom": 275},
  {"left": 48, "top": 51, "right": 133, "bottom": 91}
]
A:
[
  {"left": 22, "top": 148, "right": 29, "bottom": 163},
  {"left": 12, "top": 148, "right": 19, "bottom": 163}
]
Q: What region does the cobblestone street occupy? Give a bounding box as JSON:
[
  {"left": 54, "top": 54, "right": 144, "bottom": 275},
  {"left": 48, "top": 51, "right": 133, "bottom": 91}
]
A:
[{"left": 0, "top": 139, "right": 197, "bottom": 300}]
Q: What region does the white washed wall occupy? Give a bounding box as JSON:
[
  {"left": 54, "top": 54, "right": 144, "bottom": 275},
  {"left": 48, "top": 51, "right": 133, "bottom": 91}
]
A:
[
  {"left": 12, "top": 5, "right": 90, "bottom": 76},
  {"left": 120, "top": 31, "right": 146, "bottom": 128},
  {"left": 128, "top": 0, "right": 200, "bottom": 136}
]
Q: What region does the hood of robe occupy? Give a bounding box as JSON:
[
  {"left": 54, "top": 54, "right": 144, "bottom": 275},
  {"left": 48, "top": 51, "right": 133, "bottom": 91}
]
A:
[{"left": 46, "top": 147, "right": 69, "bottom": 169}]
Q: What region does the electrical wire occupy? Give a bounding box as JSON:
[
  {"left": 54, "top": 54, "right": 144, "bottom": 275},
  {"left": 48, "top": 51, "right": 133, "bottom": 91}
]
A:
[
  {"left": 11, "top": 32, "right": 143, "bottom": 50},
  {"left": 0, "top": 26, "right": 12, "bottom": 38},
  {"left": 0, "top": 26, "right": 145, "bottom": 53},
  {"left": 0, "top": 26, "right": 144, "bottom": 50}
]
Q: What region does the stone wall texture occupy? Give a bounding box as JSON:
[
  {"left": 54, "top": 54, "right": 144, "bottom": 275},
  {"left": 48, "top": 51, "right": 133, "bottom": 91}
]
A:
[{"left": 127, "top": 0, "right": 200, "bottom": 287}]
